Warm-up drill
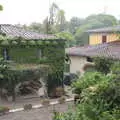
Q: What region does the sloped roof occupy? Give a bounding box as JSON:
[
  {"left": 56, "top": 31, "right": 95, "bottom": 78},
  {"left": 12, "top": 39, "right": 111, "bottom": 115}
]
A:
[
  {"left": 87, "top": 25, "right": 120, "bottom": 33},
  {"left": 66, "top": 41, "right": 120, "bottom": 60},
  {"left": 0, "top": 24, "right": 56, "bottom": 40}
]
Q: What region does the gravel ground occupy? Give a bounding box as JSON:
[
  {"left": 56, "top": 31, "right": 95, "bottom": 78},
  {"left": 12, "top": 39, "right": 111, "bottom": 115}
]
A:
[{"left": 0, "top": 102, "right": 73, "bottom": 120}]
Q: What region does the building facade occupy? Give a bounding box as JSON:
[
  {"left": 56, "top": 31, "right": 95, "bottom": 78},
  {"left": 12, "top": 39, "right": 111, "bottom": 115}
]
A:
[{"left": 87, "top": 26, "right": 120, "bottom": 45}]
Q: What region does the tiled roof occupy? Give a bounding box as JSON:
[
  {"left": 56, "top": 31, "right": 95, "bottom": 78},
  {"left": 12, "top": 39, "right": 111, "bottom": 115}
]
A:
[
  {"left": 0, "top": 24, "right": 56, "bottom": 40},
  {"left": 87, "top": 25, "right": 120, "bottom": 33},
  {"left": 66, "top": 41, "right": 120, "bottom": 60}
]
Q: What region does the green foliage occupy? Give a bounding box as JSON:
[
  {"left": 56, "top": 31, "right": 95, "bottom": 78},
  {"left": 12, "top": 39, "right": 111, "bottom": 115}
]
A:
[
  {"left": 4, "top": 67, "right": 42, "bottom": 101},
  {"left": 69, "top": 17, "right": 84, "bottom": 34},
  {"left": 56, "top": 32, "right": 75, "bottom": 47},
  {"left": 85, "top": 14, "right": 117, "bottom": 27},
  {"left": 75, "top": 14, "right": 118, "bottom": 46},
  {"left": 0, "top": 58, "right": 9, "bottom": 89},
  {"left": 9, "top": 48, "right": 39, "bottom": 63},
  {"left": 72, "top": 72, "right": 111, "bottom": 94},
  {"left": 94, "top": 57, "right": 113, "bottom": 74},
  {"left": 111, "top": 61, "right": 120, "bottom": 74},
  {"left": 54, "top": 70, "right": 120, "bottom": 120},
  {"left": 75, "top": 24, "right": 91, "bottom": 45},
  {"left": 0, "top": 5, "right": 3, "bottom": 11}
]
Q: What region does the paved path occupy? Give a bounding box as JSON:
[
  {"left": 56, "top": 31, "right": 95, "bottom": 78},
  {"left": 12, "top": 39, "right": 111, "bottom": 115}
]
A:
[{"left": 0, "top": 102, "right": 73, "bottom": 120}]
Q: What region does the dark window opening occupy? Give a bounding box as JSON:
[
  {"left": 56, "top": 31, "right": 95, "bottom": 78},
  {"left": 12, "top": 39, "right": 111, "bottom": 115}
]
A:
[
  {"left": 87, "top": 57, "right": 93, "bottom": 62},
  {"left": 102, "top": 35, "right": 107, "bottom": 43},
  {"left": 3, "top": 48, "right": 10, "bottom": 60}
]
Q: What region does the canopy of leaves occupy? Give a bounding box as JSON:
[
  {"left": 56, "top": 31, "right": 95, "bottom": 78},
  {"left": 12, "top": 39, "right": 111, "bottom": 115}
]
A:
[{"left": 0, "top": 5, "right": 3, "bottom": 11}]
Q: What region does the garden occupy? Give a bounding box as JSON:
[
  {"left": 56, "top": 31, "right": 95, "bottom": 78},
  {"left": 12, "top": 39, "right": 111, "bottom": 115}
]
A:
[{"left": 53, "top": 58, "right": 120, "bottom": 120}]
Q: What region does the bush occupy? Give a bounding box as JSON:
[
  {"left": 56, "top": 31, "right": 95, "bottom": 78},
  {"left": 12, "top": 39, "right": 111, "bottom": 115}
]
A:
[
  {"left": 83, "top": 63, "right": 95, "bottom": 72},
  {"left": 47, "top": 72, "right": 63, "bottom": 97},
  {"left": 24, "top": 104, "right": 32, "bottom": 111},
  {"left": 53, "top": 71, "right": 120, "bottom": 120},
  {"left": 0, "top": 106, "right": 9, "bottom": 115},
  {"left": 4, "top": 68, "right": 42, "bottom": 101},
  {"left": 41, "top": 99, "right": 50, "bottom": 106},
  {"left": 55, "top": 87, "right": 65, "bottom": 97},
  {"left": 58, "top": 96, "right": 65, "bottom": 104},
  {"left": 94, "top": 57, "right": 113, "bottom": 74},
  {"left": 72, "top": 72, "right": 111, "bottom": 94}
]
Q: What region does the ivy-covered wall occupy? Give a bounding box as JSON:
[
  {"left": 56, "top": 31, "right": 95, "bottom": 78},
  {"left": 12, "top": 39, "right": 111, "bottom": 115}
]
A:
[
  {"left": 9, "top": 47, "right": 40, "bottom": 63},
  {"left": 0, "top": 39, "right": 65, "bottom": 96}
]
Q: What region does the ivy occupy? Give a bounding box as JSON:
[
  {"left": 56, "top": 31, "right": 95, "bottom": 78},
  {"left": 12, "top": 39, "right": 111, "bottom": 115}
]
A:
[{"left": 0, "top": 35, "right": 65, "bottom": 97}]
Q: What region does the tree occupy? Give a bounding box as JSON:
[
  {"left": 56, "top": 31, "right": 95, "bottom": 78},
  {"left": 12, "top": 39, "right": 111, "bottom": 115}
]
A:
[
  {"left": 49, "top": 2, "right": 59, "bottom": 25},
  {"left": 69, "top": 17, "right": 84, "bottom": 34},
  {"left": 56, "top": 10, "right": 66, "bottom": 32},
  {"left": 74, "top": 14, "right": 118, "bottom": 46},
  {"left": 85, "top": 14, "right": 118, "bottom": 27},
  {"left": 27, "top": 22, "right": 43, "bottom": 33},
  {"left": 56, "top": 32, "right": 75, "bottom": 47},
  {"left": 0, "top": 5, "right": 3, "bottom": 11}
]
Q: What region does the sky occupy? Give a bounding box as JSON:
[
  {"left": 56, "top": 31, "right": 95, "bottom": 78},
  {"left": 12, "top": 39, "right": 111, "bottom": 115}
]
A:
[{"left": 0, "top": 0, "right": 120, "bottom": 25}]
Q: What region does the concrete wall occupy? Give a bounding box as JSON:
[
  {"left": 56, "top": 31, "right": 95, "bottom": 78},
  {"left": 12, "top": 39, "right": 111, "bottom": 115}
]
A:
[{"left": 70, "top": 56, "right": 88, "bottom": 74}]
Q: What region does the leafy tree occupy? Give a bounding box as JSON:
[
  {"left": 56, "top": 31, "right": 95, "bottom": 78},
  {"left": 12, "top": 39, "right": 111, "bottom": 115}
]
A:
[
  {"left": 75, "top": 14, "right": 118, "bottom": 46},
  {"left": 56, "top": 10, "right": 66, "bottom": 32},
  {"left": 85, "top": 14, "right": 118, "bottom": 27},
  {"left": 69, "top": 17, "right": 84, "bottom": 34},
  {"left": 27, "top": 22, "right": 43, "bottom": 33},
  {"left": 56, "top": 32, "right": 75, "bottom": 47},
  {"left": 0, "top": 5, "right": 3, "bottom": 11}
]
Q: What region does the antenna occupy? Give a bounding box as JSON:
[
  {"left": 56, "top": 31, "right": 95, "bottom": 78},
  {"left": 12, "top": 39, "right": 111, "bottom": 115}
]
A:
[{"left": 103, "top": 6, "right": 107, "bottom": 14}]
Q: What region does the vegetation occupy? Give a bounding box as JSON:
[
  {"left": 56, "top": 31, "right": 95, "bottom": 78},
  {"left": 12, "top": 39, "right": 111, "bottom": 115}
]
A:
[
  {"left": 0, "top": 5, "right": 3, "bottom": 11},
  {"left": 53, "top": 59, "right": 120, "bottom": 120},
  {"left": 18, "top": 3, "right": 118, "bottom": 47},
  {"left": 94, "top": 57, "right": 113, "bottom": 74},
  {"left": 0, "top": 32, "right": 65, "bottom": 99}
]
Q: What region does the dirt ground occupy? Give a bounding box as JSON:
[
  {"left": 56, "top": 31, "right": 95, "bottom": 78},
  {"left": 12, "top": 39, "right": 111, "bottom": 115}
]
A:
[{"left": 0, "top": 102, "right": 73, "bottom": 120}]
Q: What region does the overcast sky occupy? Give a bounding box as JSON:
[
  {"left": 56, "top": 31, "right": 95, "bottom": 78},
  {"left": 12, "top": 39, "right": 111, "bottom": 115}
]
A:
[{"left": 0, "top": 0, "right": 120, "bottom": 25}]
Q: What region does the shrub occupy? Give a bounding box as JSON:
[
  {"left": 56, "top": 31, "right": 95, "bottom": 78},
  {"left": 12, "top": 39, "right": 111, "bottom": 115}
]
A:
[
  {"left": 83, "top": 63, "right": 95, "bottom": 72},
  {"left": 58, "top": 96, "right": 65, "bottom": 104},
  {"left": 41, "top": 99, "right": 50, "bottom": 106},
  {"left": 111, "top": 61, "right": 120, "bottom": 74},
  {"left": 24, "top": 104, "right": 32, "bottom": 111},
  {"left": 0, "top": 106, "right": 9, "bottom": 115},
  {"left": 72, "top": 72, "right": 110, "bottom": 94},
  {"left": 94, "top": 57, "right": 113, "bottom": 74},
  {"left": 55, "top": 87, "right": 65, "bottom": 97},
  {"left": 53, "top": 70, "right": 120, "bottom": 120}
]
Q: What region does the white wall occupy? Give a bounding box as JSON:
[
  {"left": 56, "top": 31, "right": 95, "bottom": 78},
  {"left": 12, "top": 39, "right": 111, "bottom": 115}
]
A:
[{"left": 70, "top": 56, "right": 88, "bottom": 74}]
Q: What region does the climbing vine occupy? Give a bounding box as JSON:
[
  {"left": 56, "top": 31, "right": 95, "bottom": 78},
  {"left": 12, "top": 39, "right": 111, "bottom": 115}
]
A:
[{"left": 0, "top": 35, "right": 66, "bottom": 97}]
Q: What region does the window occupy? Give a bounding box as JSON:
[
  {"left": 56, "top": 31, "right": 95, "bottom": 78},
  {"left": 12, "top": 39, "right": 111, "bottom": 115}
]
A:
[
  {"left": 102, "top": 35, "right": 107, "bottom": 43},
  {"left": 37, "top": 49, "right": 42, "bottom": 58},
  {"left": 3, "top": 48, "right": 10, "bottom": 60},
  {"left": 87, "top": 57, "right": 93, "bottom": 62}
]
